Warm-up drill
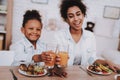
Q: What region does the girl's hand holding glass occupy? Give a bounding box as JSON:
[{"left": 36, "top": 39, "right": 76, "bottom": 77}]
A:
[
  {"left": 55, "top": 44, "right": 69, "bottom": 68},
  {"left": 32, "top": 51, "right": 55, "bottom": 63},
  {"left": 44, "top": 51, "right": 56, "bottom": 68}
]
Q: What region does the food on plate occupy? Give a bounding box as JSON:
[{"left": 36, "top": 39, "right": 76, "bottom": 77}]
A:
[
  {"left": 19, "top": 64, "right": 28, "bottom": 71},
  {"left": 99, "top": 64, "right": 113, "bottom": 73},
  {"left": 19, "top": 63, "right": 45, "bottom": 75},
  {"left": 117, "top": 70, "right": 120, "bottom": 74},
  {"left": 27, "top": 64, "right": 34, "bottom": 71},
  {"left": 88, "top": 63, "right": 113, "bottom": 74}
]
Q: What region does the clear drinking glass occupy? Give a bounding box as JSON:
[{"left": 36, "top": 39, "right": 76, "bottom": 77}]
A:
[
  {"left": 45, "top": 43, "right": 57, "bottom": 68},
  {"left": 57, "top": 44, "right": 69, "bottom": 68},
  {"left": 114, "top": 74, "right": 120, "bottom": 80}
]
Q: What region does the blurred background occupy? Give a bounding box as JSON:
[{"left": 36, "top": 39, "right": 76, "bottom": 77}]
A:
[{"left": 0, "top": 0, "right": 120, "bottom": 58}]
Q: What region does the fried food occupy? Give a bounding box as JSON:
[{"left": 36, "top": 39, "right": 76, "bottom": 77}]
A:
[
  {"left": 19, "top": 64, "right": 28, "bottom": 71},
  {"left": 27, "top": 64, "right": 34, "bottom": 72},
  {"left": 88, "top": 63, "right": 113, "bottom": 73},
  {"left": 19, "top": 63, "right": 44, "bottom": 75}
]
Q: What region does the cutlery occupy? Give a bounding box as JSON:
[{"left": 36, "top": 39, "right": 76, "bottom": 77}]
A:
[
  {"left": 9, "top": 69, "right": 18, "bottom": 80},
  {"left": 79, "top": 66, "right": 93, "bottom": 76}
]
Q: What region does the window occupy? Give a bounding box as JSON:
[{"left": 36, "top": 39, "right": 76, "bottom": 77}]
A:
[
  {"left": 103, "top": 6, "right": 120, "bottom": 19},
  {"left": 31, "top": 0, "right": 48, "bottom": 4}
]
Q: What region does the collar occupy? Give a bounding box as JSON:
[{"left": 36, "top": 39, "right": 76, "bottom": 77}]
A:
[
  {"left": 20, "top": 34, "right": 45, "bottom": 51},
  {"left": 65, "top": 28, "right": 87, "bottom": 41},
  {"left": 23, "top": 36, "right": 34, "bottom": 49},
  {"left": 22, "top": 36, "right": 42, "bottom": 49}
]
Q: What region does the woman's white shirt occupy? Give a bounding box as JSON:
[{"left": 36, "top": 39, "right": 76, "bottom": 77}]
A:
[
  {"left": 55, "top": 28, "right": 98, "bottom": 66},
  {"left": 10, "top": 36, "right": 46, "bottom": 66}
]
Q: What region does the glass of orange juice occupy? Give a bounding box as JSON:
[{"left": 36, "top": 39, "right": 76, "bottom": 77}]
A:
[
  {"left": 57, "top": 44, "right": 69, "bottom": 68},
  {"left": 45, "top": 43, "right": 57, "bottom": 68}
]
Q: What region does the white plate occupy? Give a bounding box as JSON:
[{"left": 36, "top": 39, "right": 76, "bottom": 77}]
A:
[
  {"left": 18, "top": 69, "right": 47, "bottom": 77},
  {"left": 87, "top": 66, "right": 112, "bottom": 76},
  {"left": 114, "top": 74, "right": 120, "bottom": 80}
]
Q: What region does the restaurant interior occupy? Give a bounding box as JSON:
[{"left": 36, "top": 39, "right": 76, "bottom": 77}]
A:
[{"left": 0, "top": 0, "right": 120, "bottom": 80}]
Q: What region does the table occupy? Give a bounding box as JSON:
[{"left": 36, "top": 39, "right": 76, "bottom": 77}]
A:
[{"left": 0, "top": 66, "right": 117, "bottom": 80}]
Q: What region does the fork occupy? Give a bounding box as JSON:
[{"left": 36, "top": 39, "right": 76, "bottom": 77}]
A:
[{"left": 9, "top": 69, "right": 18, "bottom": 80}]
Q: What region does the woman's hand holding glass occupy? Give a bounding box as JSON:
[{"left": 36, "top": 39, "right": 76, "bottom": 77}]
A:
[
  {"left": 55, "top": 54, "right": 69, "bottom": 67},
  {"left": 55, "top": 44, "right": 69, "bottom": 68}
]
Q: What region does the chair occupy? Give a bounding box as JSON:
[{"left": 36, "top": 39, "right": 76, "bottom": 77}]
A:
[{"left": 0, "top": 51, "right": 15, "bottom": 66}]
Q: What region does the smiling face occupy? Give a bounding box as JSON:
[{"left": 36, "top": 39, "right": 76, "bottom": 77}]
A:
[
  {"left": 21, "top": 19, "right": 42, "bottom": 43},
  {"left": 66, "top": 6, "right": 85, "bottom": 31}
]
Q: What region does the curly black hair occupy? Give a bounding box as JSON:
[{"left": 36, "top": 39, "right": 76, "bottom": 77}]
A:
[
  {"left": 60, "top": 0, "right": 87, "bottom": 21},
  {"left": 22, "top": 10, "right": 42, "bottom": 27}
]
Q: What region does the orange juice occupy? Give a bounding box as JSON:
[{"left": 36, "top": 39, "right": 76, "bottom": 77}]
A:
[
  {"left": 45, "top": 51, "right": 56, "bottom": 68},
  {"left": 58, "top": 51, "right": 68, "bottom": 67}
]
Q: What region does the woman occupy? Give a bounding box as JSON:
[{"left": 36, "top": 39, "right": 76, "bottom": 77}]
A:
[
  {"left": 54, "top": 0, "right": 120, "bottom": 72},
  {"left": 32, "top": 0, "right": 120, "bottom": 72},
  {"left": 10, "top": 10, "right": 46, "bottom": 65}
]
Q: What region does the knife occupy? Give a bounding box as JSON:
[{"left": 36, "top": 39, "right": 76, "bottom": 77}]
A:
[{"left": 9, "top": 69, "right": 18, "bottom": 80}]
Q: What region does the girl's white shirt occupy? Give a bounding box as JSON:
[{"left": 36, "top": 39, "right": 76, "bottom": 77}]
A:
[{"left": 10, "top": 36, "right": 46, "bottom": 66}]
